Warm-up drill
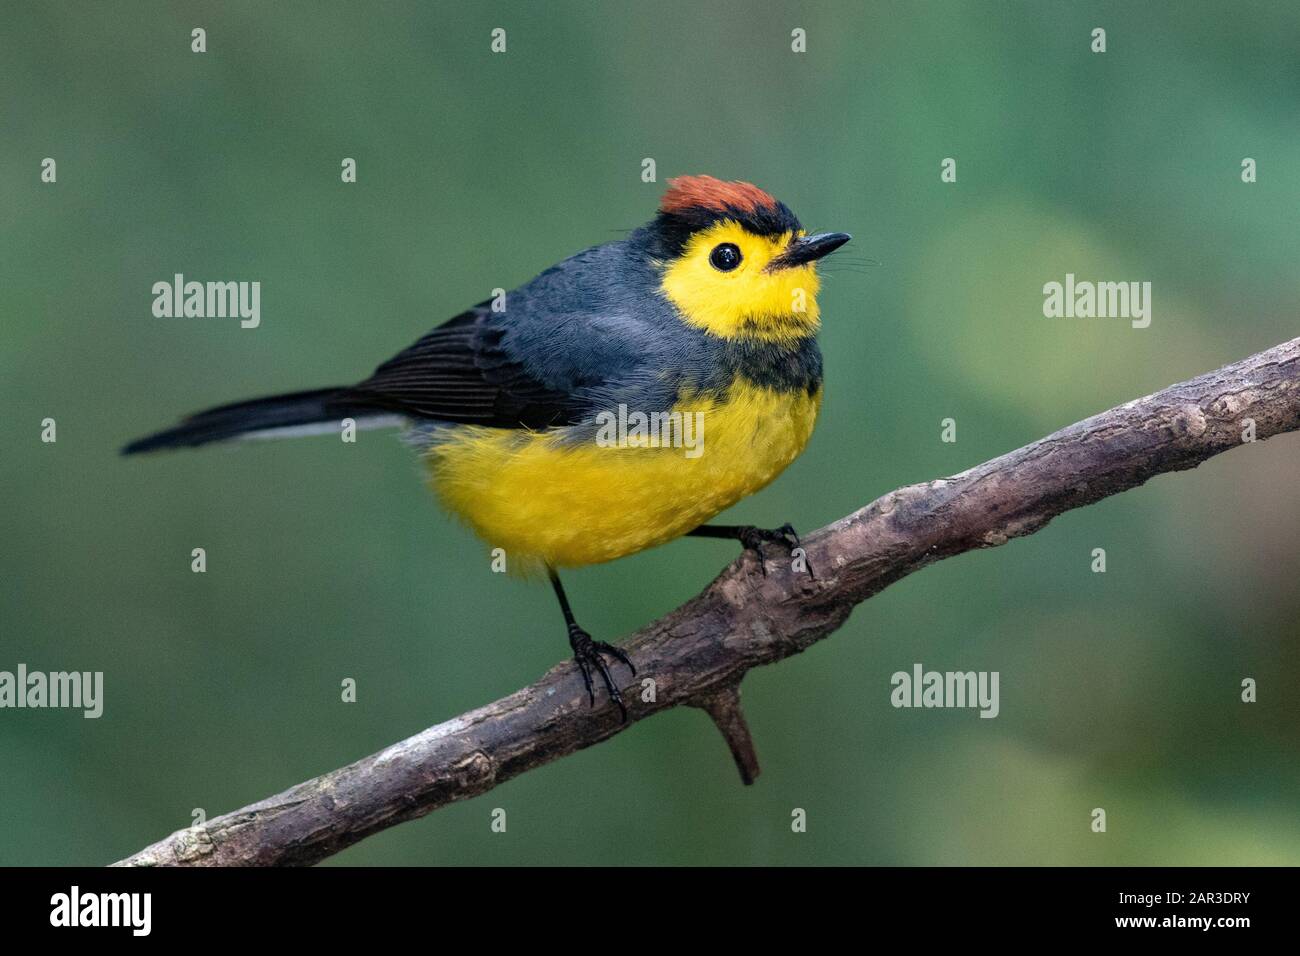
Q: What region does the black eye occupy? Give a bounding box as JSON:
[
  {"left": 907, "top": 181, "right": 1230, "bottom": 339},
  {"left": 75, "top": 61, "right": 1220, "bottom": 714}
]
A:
[{"left": 709, "top": 242, "right": 742, "bottom": 272}]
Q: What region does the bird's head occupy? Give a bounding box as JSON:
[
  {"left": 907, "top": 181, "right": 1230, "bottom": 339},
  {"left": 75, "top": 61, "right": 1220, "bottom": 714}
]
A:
[{"left": 636, "top": 175, "right": 850, "bottom": 344}]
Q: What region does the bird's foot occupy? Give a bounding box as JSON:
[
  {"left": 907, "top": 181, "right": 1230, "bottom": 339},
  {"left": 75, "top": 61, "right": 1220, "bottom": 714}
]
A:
[
  {"left": 738, "top": 523, "right": 814, "bottom": 579},
  {"left": 569, "top": 625, "right": 636, "bottom": 722}
]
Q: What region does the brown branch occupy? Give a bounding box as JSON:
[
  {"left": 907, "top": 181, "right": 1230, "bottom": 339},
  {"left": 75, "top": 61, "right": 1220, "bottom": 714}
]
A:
[
  {"left": 693, "top": 686, "right": 761, "bottom": 785},
  {"left": 115, "top": 336, "right": 1300, "bottom": 867}
]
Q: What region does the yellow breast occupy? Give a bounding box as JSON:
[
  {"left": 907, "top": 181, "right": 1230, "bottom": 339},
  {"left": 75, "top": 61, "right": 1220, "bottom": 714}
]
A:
[{"left": 423, "top": 381, "right": 821, "bottom": 575}]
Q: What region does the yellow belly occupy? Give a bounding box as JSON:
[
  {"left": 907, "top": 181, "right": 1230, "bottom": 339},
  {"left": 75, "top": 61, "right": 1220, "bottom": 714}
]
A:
[{"left": 424, "top": 382, "right": 821, "bottom": 574}]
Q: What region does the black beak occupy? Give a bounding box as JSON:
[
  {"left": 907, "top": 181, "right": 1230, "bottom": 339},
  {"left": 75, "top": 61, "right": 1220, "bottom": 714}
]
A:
[{"left": 766, "top": 231, "right": 852, "bottom": 271}]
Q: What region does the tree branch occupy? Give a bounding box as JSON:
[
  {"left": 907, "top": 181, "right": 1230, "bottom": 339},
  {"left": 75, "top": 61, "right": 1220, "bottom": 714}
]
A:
[{"left": 115, "top": 336, "right": 1300, "bottom": 867}]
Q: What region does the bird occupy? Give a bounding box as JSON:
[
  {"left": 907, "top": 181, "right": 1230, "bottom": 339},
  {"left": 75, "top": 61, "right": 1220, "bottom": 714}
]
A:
[{"left": 123, "top": 175, "right": 851, "bottom": 720}]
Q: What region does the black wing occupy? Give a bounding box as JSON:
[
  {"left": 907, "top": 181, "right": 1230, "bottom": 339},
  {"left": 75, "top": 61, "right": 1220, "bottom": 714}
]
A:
[{"left": 338, "top": 305, "right": 590, "bottom": 430}]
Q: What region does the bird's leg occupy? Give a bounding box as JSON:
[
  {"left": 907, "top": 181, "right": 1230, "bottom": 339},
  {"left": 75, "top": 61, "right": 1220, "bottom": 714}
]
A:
[
  {"left": 548, "top": 568, "right": 636, "bottom": 722},
  {"left": 686, "top": 523, "right": 814, "bottom": 579}
]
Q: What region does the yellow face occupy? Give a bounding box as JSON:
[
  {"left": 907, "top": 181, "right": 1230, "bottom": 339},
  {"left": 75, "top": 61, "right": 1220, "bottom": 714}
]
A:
[{"left": 658, "top": 220, "right": 821, "bottom": 344}]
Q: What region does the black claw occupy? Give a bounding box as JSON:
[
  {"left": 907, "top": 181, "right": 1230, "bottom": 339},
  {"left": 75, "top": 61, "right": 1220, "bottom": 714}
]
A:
[
  {"left": 603, "top": 643, "right": 637, "bottom": 677},
  {"left": 779, "top": 523, "right": 816, "bottom": 580},
  {"left": 590, "top": 651, "right": 617, "bottom": 701},
  {"left": 568, "top": 626, "right": 634, "bottom": 722},
  {"left": 737, "top": 523, "right": 814, "bottom": 579},
  {"left": 579, "top": 665, "right": 596, "bottom": 706}
]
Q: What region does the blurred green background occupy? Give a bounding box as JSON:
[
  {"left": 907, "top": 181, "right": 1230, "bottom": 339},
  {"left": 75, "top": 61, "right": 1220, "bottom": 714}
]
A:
[{"left": 3, "top": 1, "right": 1298, "bottom": 866}]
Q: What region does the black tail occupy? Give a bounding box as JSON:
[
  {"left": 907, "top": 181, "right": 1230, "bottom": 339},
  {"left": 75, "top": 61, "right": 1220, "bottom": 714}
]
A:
[{"left": 121, "top": 388, "right": 376, "bottom": 454}]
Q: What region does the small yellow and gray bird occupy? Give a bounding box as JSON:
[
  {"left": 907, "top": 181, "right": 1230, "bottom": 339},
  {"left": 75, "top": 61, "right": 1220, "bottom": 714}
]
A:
[{"left": 124, "top": 175, "right": 851, "bottom": 718}]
